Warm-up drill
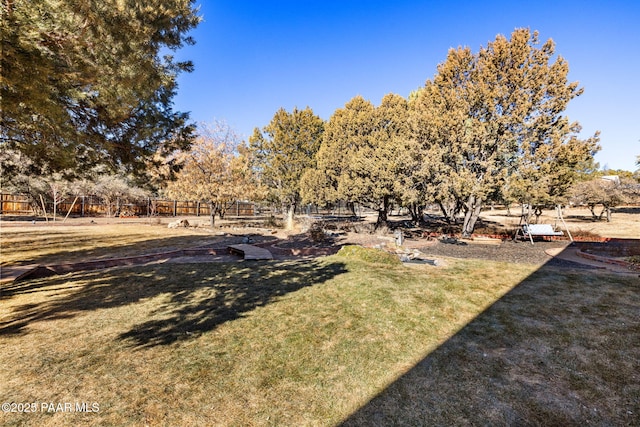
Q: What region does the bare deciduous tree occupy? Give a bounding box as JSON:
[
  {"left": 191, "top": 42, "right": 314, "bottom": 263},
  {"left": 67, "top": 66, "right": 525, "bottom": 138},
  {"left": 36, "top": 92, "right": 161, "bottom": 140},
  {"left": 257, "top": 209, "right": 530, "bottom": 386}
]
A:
[{"left": 165, "top": 121, "right": 256, "bottom": 227}]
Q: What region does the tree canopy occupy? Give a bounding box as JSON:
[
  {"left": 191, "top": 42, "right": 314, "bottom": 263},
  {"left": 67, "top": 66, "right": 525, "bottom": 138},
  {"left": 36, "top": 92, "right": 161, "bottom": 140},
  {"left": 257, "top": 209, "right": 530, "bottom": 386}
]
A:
[
  {"left": 164, "top": 121, "right": 254, "bottom": 226},
  {"left": 276, "top": 30, "right": 601, "bottom": 234},
  {"left": 249, "top": 106, "right": 324, "bottom": 228},
  {"left": 302, "top": 94, "right": 409, "bottom": 226},
  {"left": 410, "top": 28, "right": 599, "bottom": 236},
  {"left": 1, "top": 0, "right": 200, "bottom": 177},
  {"left": 3, "top": 17, "right": 608, "bottom": 236}
]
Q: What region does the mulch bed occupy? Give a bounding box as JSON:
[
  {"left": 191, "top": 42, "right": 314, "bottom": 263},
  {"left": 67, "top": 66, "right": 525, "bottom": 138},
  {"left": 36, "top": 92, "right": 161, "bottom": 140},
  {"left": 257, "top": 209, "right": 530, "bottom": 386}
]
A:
[
  {"left": 412, "top": 238, "right": 639, "bottom": 271},
  {"left": 416, "top": 239, "right": 571, "bottom": 265},
  {"left": 263, "top": 229, "right": 596, "bottom": 270},
  {"left": 256, "top": 229, "right": 598, "bottom": 270}
]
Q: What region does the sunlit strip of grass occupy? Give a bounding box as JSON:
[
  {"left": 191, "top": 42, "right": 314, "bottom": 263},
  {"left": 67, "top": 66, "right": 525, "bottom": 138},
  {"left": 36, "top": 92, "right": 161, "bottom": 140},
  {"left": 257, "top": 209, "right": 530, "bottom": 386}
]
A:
[{"left": 0, "top": 256, "right": 537, "bottom": 426}]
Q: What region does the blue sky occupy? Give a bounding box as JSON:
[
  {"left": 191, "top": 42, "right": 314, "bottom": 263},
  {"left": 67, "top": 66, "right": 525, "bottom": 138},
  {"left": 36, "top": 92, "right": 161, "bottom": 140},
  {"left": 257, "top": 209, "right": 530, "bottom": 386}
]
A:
[{"left": 172, "top": 0, "right": 640, "bottom": 171}]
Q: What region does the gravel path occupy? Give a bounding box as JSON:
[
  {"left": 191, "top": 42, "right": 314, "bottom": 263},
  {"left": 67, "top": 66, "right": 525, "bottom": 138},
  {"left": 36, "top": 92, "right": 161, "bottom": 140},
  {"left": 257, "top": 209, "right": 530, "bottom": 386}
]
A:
[{"left": 412, "top": 239, "right": 603, "bottom": 270}]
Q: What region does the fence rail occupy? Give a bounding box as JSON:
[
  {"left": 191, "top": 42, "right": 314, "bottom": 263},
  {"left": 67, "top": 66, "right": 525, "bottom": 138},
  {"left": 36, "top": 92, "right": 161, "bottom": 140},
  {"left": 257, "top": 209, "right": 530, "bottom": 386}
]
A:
[{"left": 0, "top": 194, "right": 254, "bottom": 218}]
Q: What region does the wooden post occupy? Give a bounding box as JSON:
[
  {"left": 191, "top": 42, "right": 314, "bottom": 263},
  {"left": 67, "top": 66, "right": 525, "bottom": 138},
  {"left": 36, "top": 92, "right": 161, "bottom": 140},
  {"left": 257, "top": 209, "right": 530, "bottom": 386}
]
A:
[
  {"left": 556, "top": 205, "right": 573, "bottom": 243},
  {"left": 39, "top": 194, "right": 49, "bottom": 222},
  {"left": 173, "top": 200, "right": 177, "bottom": 217},
  {"left": 63, "top": 196, "right": 79, "bottom": 223}
]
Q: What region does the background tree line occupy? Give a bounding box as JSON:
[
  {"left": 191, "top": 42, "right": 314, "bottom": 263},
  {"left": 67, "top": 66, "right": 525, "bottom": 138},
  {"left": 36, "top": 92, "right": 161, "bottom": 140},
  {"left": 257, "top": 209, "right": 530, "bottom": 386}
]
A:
[
  {"left": 3, "top": 13, "right": 639, "bottom": 235},
  {"left": 246, "top": 29, "right": 635, "bottom": 234},
  {"left": 2, "top": 163, "right": 151, "bottom": 220}
]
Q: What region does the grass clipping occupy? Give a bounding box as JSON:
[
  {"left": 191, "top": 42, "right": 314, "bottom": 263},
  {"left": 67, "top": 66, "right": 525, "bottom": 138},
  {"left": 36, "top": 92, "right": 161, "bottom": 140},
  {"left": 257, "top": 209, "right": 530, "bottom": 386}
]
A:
[{"left": 336, "top": 245, "right": 401, "bottom": 265}]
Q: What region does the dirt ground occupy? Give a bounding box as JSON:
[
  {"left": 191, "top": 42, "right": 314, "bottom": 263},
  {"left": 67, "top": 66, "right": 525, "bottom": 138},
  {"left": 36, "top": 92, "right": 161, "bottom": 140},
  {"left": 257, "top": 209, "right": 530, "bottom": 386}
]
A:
[{"left": 1, "top": 205, "right": 638, "bottom": 275}]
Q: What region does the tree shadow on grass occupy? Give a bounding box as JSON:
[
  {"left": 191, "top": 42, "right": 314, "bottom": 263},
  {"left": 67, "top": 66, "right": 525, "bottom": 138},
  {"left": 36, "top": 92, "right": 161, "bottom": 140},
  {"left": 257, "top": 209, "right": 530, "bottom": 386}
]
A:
[
  {"left": 2, "top": 232, "right": 228, "bottom": 268},
  {"left": 341, "top": 253, "right": 640, "bottom": 425},
  {"left": 0, "top": 259, "right": 347, "bottom": 348},
  {"left": 613, "top": 206, "right": 640, "bottom": 215}
]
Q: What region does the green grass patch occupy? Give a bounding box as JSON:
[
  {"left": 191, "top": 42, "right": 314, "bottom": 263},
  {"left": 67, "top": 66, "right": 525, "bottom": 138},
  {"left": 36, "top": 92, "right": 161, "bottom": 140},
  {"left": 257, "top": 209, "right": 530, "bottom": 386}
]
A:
[{"left": 336, "top": 244, "right": 401, "bottom": 265}]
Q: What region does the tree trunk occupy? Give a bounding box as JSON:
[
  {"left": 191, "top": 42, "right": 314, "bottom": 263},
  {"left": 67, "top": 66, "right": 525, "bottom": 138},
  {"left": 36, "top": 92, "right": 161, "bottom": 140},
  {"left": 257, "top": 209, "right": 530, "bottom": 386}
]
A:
[
  {"left": 533, "top": 207, "right": 543, "bottom": 224},
  {"left": 375, "top": 208, "right": 388, "bottom": 230},
  {"left": 105, "top": 197, "right": 112, "bottom": 217},
  {"left": 409, "top": 203, "right": 424, "bottom": 223},
  {"left": 438, "top": 201, "right": 458, "bottom": 224},
  {"left": 51, "top": 186, "right": 58, "bottom": 221},
  {"left": 209, "top": 202, "right": 216, "bottom": 227},
  {"left": 374, "top": 196, "right": 390, "bottom": 230},
  {"left": 347, "top": 201, "right": 356, "bottom": 216},
  {"left": 285, "top": 204, "right": 296, "bottom": 230},
  {"left": 461, "top": 194, "right": 483, "bottom": 238}
]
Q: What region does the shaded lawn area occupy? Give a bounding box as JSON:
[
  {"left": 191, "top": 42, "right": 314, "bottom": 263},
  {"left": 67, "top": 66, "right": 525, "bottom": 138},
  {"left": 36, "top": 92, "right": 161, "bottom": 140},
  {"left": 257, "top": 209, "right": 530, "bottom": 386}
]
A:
[
  {"left": 343, "top": 267, "right": 640, "bottom": 426},
  {"left": 1, "top": 252, "right": 638, "bottom": 426}
]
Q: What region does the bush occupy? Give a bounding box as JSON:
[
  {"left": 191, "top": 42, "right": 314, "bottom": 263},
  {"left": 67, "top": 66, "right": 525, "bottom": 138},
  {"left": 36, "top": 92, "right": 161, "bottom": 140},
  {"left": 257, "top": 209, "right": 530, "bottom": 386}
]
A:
[{"left": 263, "top": 215, "right": 282, "bottom": 228}]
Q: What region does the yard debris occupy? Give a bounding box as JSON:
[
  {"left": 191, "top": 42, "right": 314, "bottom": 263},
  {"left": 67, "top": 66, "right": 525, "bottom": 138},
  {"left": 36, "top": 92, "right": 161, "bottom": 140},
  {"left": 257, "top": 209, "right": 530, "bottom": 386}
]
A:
[
  {"left": 394, "top": 247, "right": 440, "bottom": 266},
  {"left": 168, "top": 219, "right": 190, "bottom": 228}
]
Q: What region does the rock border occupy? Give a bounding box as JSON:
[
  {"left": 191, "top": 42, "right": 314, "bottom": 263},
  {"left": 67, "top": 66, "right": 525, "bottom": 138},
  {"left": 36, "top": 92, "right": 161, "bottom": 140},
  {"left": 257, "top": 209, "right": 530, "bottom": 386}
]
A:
[{"left": 575, "top": 248, "right": 638, "bottom": 271}]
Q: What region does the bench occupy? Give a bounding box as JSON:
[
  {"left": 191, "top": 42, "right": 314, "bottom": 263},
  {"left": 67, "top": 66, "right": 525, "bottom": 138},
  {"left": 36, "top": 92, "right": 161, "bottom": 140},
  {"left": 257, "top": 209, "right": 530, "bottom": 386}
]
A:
[
  {"left": 518, "top": 224, "right": 563, "bottom": 245},
  {"left": 227, "top": 244, "right": 273, "bottom": 260},
  {"left": 523, "top": 224, "right": 564, "bottom": 237}
]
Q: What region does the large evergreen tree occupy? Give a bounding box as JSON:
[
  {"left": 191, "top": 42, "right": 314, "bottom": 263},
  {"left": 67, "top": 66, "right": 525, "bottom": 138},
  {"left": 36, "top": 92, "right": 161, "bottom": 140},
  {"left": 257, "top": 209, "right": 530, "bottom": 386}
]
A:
[
  {"left": 249, "top": 107, "right": 324, "bottom": 229},
  {"left": 311, "top": 96, "right": 378, "bottom": 216},
  {"left": 411, "top": 28, "right": 599, "bottom": 236},
  {"left": 1, "top": 0, "right": 200, "bottom": 177},
  {"left": 302, "top": 94, "right": 409, "bottom": 227}
]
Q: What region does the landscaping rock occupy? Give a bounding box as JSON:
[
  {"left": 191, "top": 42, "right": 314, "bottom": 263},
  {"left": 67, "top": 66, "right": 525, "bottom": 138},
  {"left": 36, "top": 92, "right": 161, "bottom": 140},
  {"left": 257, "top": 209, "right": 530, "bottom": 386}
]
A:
[{"left": 168, "top": 219, "right": 190, "bottom": 228}]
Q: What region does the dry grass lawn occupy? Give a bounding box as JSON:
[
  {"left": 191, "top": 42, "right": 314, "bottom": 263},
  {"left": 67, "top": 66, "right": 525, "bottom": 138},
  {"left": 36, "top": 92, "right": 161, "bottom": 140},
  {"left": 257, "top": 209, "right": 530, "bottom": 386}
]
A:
[
  {"left": 2, "top": 254, "right": 539, "bottom": 426},
  {"left": 343, "top": 266, "right": 640, "bottom": 425},
  {"left": 0, "top": 221, "right": 223, "bottom": 266},
  {"left": 0, "top": 212, "right": 638, "bottom": 425}
]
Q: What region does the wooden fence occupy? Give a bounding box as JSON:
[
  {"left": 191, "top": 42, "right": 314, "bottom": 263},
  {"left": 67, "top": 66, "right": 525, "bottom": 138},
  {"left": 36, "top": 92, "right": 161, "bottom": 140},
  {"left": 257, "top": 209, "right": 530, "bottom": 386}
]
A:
[{"left": 0, "top": 194, "right": 254, "bottom": 218}]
